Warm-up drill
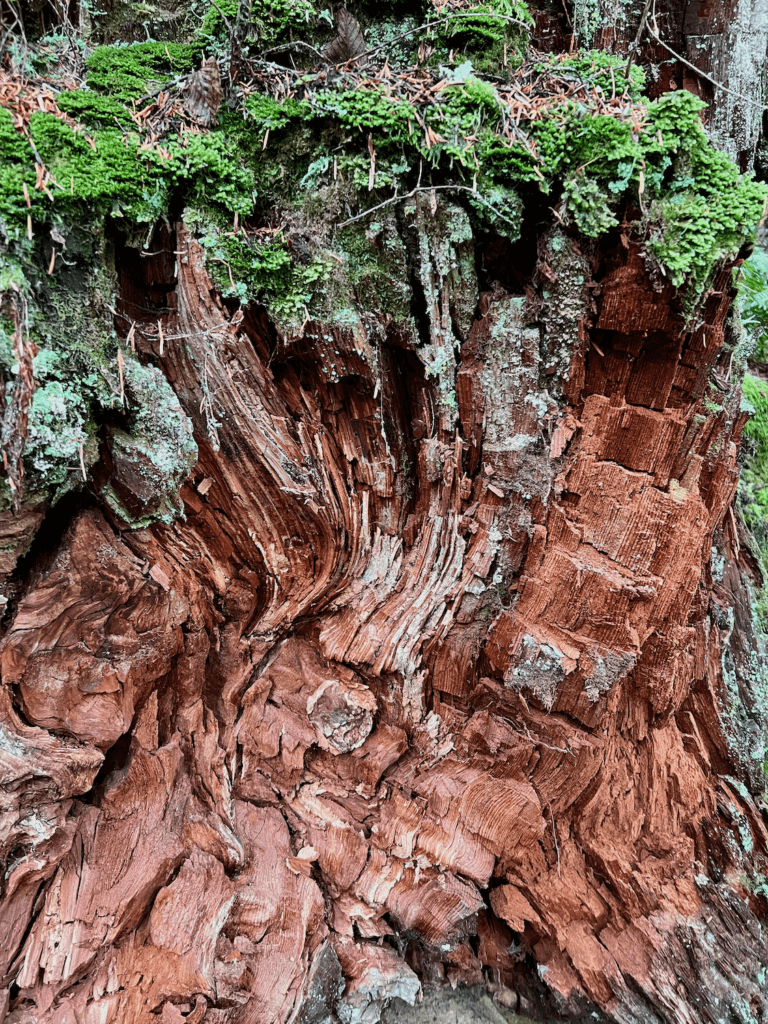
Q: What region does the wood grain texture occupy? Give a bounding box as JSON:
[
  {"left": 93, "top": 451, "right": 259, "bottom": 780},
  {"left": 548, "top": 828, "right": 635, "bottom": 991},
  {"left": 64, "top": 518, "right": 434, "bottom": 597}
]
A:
[{"left": 0, "top": 204, "right": 767, "bottom": 1024}]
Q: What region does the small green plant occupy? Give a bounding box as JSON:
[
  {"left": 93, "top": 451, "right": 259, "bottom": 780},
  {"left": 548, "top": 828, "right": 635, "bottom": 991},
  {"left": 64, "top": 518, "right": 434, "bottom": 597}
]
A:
[
  {"left": 738, "top": 374, "right": 768, "bottom": 626},
  {"left": 736, "top": 249, "right": 768, "bottom": 362}
]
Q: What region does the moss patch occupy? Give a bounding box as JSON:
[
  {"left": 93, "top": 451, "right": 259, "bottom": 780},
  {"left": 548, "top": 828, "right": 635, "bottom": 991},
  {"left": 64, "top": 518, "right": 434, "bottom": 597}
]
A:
[{"left": 1, "top": 16, "right": 766, "bottom": 506}]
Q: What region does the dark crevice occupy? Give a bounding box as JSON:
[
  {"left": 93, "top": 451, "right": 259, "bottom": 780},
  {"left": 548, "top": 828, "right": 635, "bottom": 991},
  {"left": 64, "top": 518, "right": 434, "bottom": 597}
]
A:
[
  {"left": 89, "top": 728, "right": 134, "bottom": 792},
  {"left": 473, "top": 185, "right": 562, "bottom": 297},
  {"left": 395, "top": 204, "right": 433, "bottom": 354},
  {"left": 3, "top": 486, "right": 98, "bottom": 642}
]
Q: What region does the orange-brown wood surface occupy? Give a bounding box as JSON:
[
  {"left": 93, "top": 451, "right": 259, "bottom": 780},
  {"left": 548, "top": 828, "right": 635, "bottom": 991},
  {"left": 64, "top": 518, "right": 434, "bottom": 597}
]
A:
[{"left": 1, "top": 205, "right": 767, "bottom": 1024}]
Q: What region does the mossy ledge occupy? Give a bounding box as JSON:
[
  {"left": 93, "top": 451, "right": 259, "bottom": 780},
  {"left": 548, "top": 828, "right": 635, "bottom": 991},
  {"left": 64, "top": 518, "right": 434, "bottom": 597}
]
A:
[{"left": 0, "top": 0, "right": 766, "bottom": 535}]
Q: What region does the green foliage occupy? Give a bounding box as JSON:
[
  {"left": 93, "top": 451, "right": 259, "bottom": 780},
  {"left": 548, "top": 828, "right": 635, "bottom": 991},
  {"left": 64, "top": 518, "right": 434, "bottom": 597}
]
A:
[
  {"left": 292, "top": 71, "right": 764, "bottom": 300},
  {"left": 160, "top": 132, "right": 256, "bottom": 216},
  {"left": 0, "top": 106, "right": 255, "bottom": 239},
  {"left": 645, "top": 95, "right": 766, "bottom": 296},
  {"left": 0, "top": 24, "right": 766, "bottom": 504},
  {"left": 309, "top": 87, "right": 415, "bottom": 142},
  {"left": 538, "top": 50, "right": 646, "bottom": 101},
  {"left": 194, "top": 217, "right": 329, "bottom": 322},
  {"left": 85, "top": 41, "right": 200, "bottom": 102},
  {"left": 244, "top": 94, "right": 305, "bottom": 132},
  {"left": 562, "top": 177, "right": 618, "bottom": 236},
  {"left": 197, "top": 0, "right": 238, "bottom": 41},
  {"left": 530, "top": 108, "right": 637, "bottom": 182},
  {"left": 736, "top": 249, "right": 768, "bottom": 362},
  {"left": 56, "top": 91, "right": 137, "bottom": 129},
  {"left": 197, "top": 0, "right": 317, "bottom": 47},
  {"left": 0, "top": 108, "right": 38, "bottom": 232},
  {"left": 740, "top": 375, "right": 768, "bottom": 626},
  {"left": 461, "top": 75, "right": 500, "bottom": 112},
  {"left": 1, "top": 44, "right": 764, "bottom": 316},
  {"left": 440, "top": 0, "right": 532, "bottom": 74},
  {"left": 253, "top": 0, "right": 317, "bottom": 38},
  {"left": 445, "top": 0, "right": 533, "bottom": 38},
  {"left": 2, "top": 48, "right": 763, "bottom": 326},
  {"left": 30, "top": 114, "right": 149, "bottom": 215},
  {"left": 742, "top": 375, "right": 768, "bottom": 459}
]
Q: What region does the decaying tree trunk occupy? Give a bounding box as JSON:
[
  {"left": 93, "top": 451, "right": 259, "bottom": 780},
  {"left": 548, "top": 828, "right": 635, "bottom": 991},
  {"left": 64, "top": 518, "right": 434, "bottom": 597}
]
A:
[{"left": 2, "top": 3, "right": 768, "bottom": 1024}]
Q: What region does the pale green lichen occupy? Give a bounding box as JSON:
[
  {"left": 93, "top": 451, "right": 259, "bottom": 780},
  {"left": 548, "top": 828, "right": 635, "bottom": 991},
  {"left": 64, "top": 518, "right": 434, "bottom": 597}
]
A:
[{"left": 103, "top": 358, "right": 197, "bottom": 526}]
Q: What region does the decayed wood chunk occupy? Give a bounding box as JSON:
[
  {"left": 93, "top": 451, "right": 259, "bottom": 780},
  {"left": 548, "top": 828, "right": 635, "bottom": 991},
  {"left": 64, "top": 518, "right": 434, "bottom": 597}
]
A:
[
  {"left": 1, "top": 212, "right": 767, "bottom": 1024},
  {"left": 332, "top": 937, "right": 420, "bottom": 1024},
  {"left": 307, "top": 672, "right": 377, "bottom": 754}
]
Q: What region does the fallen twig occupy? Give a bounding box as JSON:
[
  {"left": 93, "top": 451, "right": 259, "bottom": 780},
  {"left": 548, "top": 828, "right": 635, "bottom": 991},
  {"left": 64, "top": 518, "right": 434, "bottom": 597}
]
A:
[
  {"left": 646, "top": 17, "right": 768, "bottom": 109},
  {"left": 336, "top": 182, "right": 520, "bottom": 229},
  {"left": 356, "top": 11, "right": 531, "bottom": 66}
]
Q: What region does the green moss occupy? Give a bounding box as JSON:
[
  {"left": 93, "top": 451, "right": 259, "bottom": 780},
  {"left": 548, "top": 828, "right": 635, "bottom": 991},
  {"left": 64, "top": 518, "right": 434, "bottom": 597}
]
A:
[
  {"left": 197, "top": 0, "right": 318, "bottom": 48},
  {"left": 741, "top": 375, "right": 768, "bottom": 521},
  {"left": 736, "top": 249, "right": 768, "bottom": 362},
  {"left": 645, "top": 93, "right": 766, "bottom": 296},
  {"left": 308, "top": 86, "right": 416, "bottom": 142},
  {"left": 737, "top": 370, "right": 768, "bottom": 647},
  {"left": 193, "top": 215, "right": 327, "bottom": 320},
  {"left": 244, "top": 95, "right": 306, "bottom": 133},
  {"left": 197, "top": 0, "right": 238, "bottom": 41},
  {"left": 251, "top": 0, "right": 318, "bottom": 40},
  {"left": 562, "top": 177, "right": 618, "bottom": 236},
  {"left": 0, "top": 108, "right": 41, "bottom": 232},
  {"left": 161, "top": 132, "right": 256, "bottom": 216},
  {"left": 247, "top": 67, "right": 763, "bottom": 303},
  {"left": 0, "top": 105, "right": 255, "bottom": 237},
  {"left": 3, "top": 34, "right": 763, "bottom": 311},
  {"left": 537, "top": 51, "right": 646, "bottom": 101},
  {"left": 1, "top": 21, "right": 766, "bottom": 510},
  {"left": 30, "top": 114, "right": 150, "bottom": 214},
  {"left": 85, "top": 41, "right": 200, "bottom": 102},
  {"left": 436, "top": 0, "right": 533, "bottom": 76},
  {"left": 56, "top": 91, "right": 137, "bottom": 129},
  {"left": 337, "top": 218, "right": 414, "bottom": 327}
]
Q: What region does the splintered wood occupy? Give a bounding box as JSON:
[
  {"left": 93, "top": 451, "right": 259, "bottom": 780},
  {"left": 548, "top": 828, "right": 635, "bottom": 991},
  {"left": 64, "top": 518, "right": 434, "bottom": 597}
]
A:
[{"left": 1, "top": 210, "right": 767, "bottom": 1024}]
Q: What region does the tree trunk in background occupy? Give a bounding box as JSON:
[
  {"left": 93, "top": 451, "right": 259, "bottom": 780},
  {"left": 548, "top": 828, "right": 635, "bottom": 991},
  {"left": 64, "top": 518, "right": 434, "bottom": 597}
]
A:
[{"left": 2, "top": 5, "right": 768, "bottom": 1024}]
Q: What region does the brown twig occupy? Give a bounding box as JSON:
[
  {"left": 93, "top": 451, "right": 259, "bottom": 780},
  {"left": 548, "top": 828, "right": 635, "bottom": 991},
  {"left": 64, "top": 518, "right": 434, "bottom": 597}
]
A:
[
  {"left": 353, "top": 11, "right": 531, "bottom": 66},
  {"left": 646, "top": 17, "right": 768, "bottom": 109},
  {"left": 259, "top": 40, "right": 327, "bottom": 62},
  {"left": 207, "top": 0, "right": 234, "bottom": 38},
  {"left": 520, "top": 720, "right": 576, "bottom": 757},
  {"left": 335, "top": 182, "right": 520, "bottom": 230},
  {"left": 624, "top": 0, "right": 653, "bottom": 82}
]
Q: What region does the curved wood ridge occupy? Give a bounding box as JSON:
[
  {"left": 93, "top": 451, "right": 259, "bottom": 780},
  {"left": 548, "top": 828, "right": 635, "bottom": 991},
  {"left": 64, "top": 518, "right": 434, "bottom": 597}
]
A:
[{"left": 1, "top": 201, "right": 767, "bottom": 1024}]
